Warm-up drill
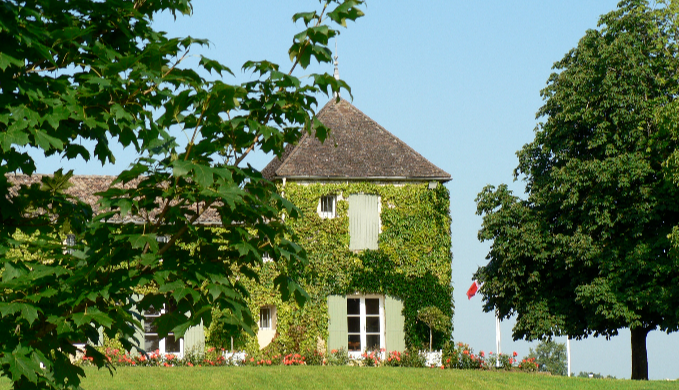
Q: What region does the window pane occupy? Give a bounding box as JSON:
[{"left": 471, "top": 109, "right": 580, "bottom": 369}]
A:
[
  {"left": 366, "top": 335, "right": 380, "bottom": 350},
  {"left": 365, "top": 299, "right": 379, "bottom": 315},
  {"left": 348, "top": 335, "right": 361, "bottom": 351},
  {"left": 321, "top": 196, "right": 335, "bottom": 213},
  {"left": 143, "top": 317, "right": 157, "bottom": 333},
  {"left": 347, "top": 298, "right": 360, "bottom": 315},
  {"left": 366, "top": 316, "right": 380, "bottom": 333},
  {"left": 165, "top": 335, "right": 181, "bottom": 353},
  {"left": 260, "top": 307, "right": 270, "bottom": 329},
  {"left": 347, "top": 316, "right": 360, "bottom": 333},
  {"left": 145, "top": 335, "right": 159, "bottom": 352}
]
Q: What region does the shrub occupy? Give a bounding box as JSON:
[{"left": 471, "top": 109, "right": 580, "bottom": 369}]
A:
[
  {"left": 283, "top": 353, "right": 306, "bottom": 366},
  {"left": 400, "top": 348, "right": 426, "bottom": 368},
  {"left": 442, "top": 342, "right": 485, "bottom": 370},
  {"left": 303, "top": 348, "right": 325, "bottom": 366},
  {"left": 518, "top": 357, "right": 539, "bottom": 373},
  {"left": 384, "top": 351, "right": 403, "bottom": 367},
  {"left": 360, "top": 349, "right": 383, "bottom": 367},
  {"left": 326, "top": 348, "right": 350, "bottom": 366}
]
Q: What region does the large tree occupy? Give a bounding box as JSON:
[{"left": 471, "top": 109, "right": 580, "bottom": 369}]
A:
[
  {"left": 474, "top": 0, "right": 679, "bottom": 380},
  {"left": 0, "top": 1, "right": 364, "bottom": 389}
]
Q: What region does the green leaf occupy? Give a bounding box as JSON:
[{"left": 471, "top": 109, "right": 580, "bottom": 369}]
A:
[
  {"left": 2, "top": 262, "right": 26, "bottom": 282},
  {"left": 0, "top": 129, "right": 30, "bottom": 152},
  {"left": 327, "top": 0, "right": 365, "bottom": 27},
  {"left": 0, "top": 52, "right": 24, "bottom": 71},
  {"left": 172, "top": 160, "right": 194, "bottom": 177},
  {"left": 193, "top": 164, "right": 214, "bottom": 188},
  {"left": 7, "top": 348, "right": 40, "bottom": 384},
  {"left": 126, "top": 234, "right": 159, "bottom": 252},
  {"left": 33, "top": 129, "right": 64, "bottom": 152},
  {"left": 0, "top": 303, "right": 40, "bottom": 325},
  {"left": 199, "top": 56, "right": 234, "bottom": 76},
  {"left": 292, "top": 11, "right": 317, "bottom": 26}
]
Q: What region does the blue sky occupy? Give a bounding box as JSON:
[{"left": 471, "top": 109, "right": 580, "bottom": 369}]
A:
[{"left": 30, "top": 0, "right": 679, "bottom": 379}]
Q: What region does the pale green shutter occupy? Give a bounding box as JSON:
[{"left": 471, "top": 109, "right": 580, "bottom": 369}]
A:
[
  {"left": 385, "top": 296, "right": 405, "bottom": 352},
  {"left": 349, "top": 194, "right": 379, "bottom": 250},
  {"left": 96, "top": 327, "right": 104, "bottom": 347},
  {"left": 130, "top": 294, "right": 145, "bottom": 356},
  {"left": 183, "top": 321, "right": 205, "bottom": 355},
  {"left": 327, "top": 295, "right": 347, "bottom": 351}
]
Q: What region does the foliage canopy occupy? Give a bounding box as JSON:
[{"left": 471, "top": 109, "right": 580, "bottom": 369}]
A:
[
  {"left": 474, "top": 0, "right": 679, "bottom": 380},
  {"left": 527, "top": 340, "right": 567, "bottom": 376},
  {"left": 0, "top": 0, "right": 364, "bottom": 388}
]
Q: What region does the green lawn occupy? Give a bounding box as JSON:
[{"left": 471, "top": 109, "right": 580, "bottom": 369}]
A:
[{"left": 4, "top": 367, "right": 676, "bottom": 390}]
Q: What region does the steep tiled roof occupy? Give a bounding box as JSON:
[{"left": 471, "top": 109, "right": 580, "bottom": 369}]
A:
[
  {"left": 6, "top": 174, "right": 221, "bottom": 224},
  {"left": 263, "top": 99, "right": 451, "bottom": 181}
]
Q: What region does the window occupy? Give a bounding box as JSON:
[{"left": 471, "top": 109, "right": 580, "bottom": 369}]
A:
[
  {"left": 143, "top": 303, "right": 183, "bottom": 355},
  {"left": 257, "top": 306, "right": 277, "bottom": 349},
  {"left": 346, "top": 296, "right": 384, "bottom": 353},
  {"left": 318, "top": 195, "right": 336, "bottom": 219},
  {"left": 64, "top": 234, "right": 76, "bottom": 255},
  {"left": 260, "top": 307, "right": 271, "bottom": 329},
  {"left": 348, "top": 194, "right": 380, "bottom": 250}
]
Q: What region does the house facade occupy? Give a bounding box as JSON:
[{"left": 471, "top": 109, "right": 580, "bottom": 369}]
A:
[
  {"left": 6, "top": 98, "right": 452, "bottom": 357},
  {"left": 240, "top": 98, "right": 453, "bottom": 354}
]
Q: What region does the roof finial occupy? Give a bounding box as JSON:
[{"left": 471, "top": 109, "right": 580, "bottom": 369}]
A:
[{"left": 333, "top": 38, "right": 340, "bottom": 98}]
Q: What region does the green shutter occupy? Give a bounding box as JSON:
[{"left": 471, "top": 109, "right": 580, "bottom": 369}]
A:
[
  {"left": 327, "top": 295, "right": 347, "bottom": 351},
  {"left": 349, "top": 194, "right": 379, "bottom": 250},
  {"left": 385, "top": 295, "right": 405, "bottom": 352},
  {"left": 183, "top": 321, "right": 205, "bottom": 355},
  {"left": 130, "top": 294, "right": 145, "bottom": 356},
  {"left": 96, "top": 327, "right": 104, "bottom": 347}
]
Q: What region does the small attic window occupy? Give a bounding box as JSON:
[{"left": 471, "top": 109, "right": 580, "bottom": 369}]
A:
[{"left": 319, "top": 195, "right": 336, "bottom": 219}]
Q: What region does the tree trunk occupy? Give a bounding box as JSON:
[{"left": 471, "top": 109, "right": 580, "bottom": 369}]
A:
[
  {"left": 429, "top": 328, "right": 433, "bottom": 352},
  {"left": 630, "top": 327, "right": 649, "bottom": 380}
]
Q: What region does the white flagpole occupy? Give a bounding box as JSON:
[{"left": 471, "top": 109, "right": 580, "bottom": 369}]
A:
[
  {"left": 567, "top": 337, "right": 571, "bottom": 377},
  {"left": 495, "top": 311, "right": 501, "bottom": 368}
]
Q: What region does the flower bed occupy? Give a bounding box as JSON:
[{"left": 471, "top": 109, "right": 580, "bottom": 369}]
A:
[{"left": 80, "top": 343, "right": 538, "bottom": 373}]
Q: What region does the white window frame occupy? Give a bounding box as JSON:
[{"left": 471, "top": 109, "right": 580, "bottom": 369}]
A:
[
  {"left": 318, "top": 195, "right": 336, "bottom": 219},
  {"left": 144, "top": 304, "right": 184, "bottom": 358},
  {"left": 346, "top": 295, "right": 384, "bottom": 358},
  {"left": 259, "top": 307, "right": 272, "bottom": 330}
]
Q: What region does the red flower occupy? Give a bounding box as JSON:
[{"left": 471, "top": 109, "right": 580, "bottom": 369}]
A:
[{"left": 513, "top": 351, "right": 518, "bottom": 357}]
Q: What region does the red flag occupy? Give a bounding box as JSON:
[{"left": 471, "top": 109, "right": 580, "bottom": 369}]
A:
[{"left": 466, "top": 281, "right": 480, "bottom": 300}]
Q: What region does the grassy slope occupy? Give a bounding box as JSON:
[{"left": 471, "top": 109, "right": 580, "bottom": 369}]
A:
[
  {"left": 42, "top": 367, "right": 679, "bottom": 390},
  {"left": 2, "top": 367, "right": 677, "bottom": 389}
]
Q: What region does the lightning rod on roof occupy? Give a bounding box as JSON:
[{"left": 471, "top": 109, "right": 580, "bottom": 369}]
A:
[{"left": 333, "top": 38, "right": 340, "bottom": 98}]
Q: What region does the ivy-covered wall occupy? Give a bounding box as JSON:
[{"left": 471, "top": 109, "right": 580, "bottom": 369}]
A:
[{"left": 225, "top": 181, "right": 453, "bottom": 354}]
